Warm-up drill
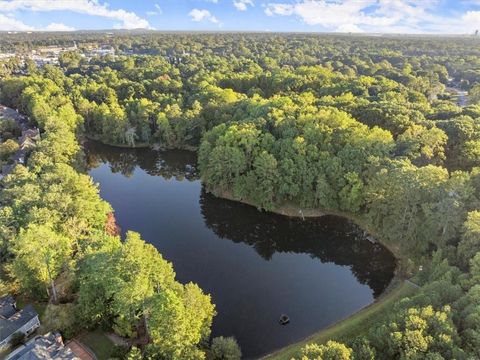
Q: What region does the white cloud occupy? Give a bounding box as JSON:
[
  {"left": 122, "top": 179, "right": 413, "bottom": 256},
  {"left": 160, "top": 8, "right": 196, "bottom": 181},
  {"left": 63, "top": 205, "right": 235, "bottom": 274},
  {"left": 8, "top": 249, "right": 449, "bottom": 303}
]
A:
[
  {"left": 263, "top": 0, "right": 479, "bottom": 34},
  {"left": 189, "top": 8, "right": 219, "bottom": 23},
  {"left": 234, "top": 0, "right": 254, "bottom": 11},
  {"left": 336, "top": 23, "right": 364, "bottom": 33},
  {"left": 0, "top": 0, "right": 152, "bottom": 29},
  {"left": 462, "top": 10, "right": 480, "bottom": 26},
  {"left": 147, "top": 3, "right": 162, "bottom": 16},
  {"left": 435, "top": 10, "right": 480, "bottom": 34},
  {"left": 44, "top": 22, "right": 75, "bottom": 31},
  {"left": 0, "top": 13, "right": 33, "bottom": 30},
  {"left": 265, "top": 0, "right": 391, "bottom": 27},
  {"left": 0, "top": 13, "right": 75, "bottom": 31},
  {"left": 265, "top": 3, "right": 293, "bottom": 16}
]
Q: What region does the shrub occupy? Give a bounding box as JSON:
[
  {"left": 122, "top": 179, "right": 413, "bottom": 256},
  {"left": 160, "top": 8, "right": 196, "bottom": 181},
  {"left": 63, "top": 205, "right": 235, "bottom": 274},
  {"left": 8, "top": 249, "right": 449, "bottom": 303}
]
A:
[
  {"left": 210, "top": 336, "right": 242, "bottom": 360},
  {"left": 9, "top": 332, "right": 26, "bottom": 348}
]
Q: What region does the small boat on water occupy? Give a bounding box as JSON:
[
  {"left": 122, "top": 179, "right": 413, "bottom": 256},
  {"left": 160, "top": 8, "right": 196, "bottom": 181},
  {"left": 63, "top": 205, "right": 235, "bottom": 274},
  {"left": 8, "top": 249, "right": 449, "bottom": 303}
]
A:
[{"left": 279, "top": 314, "right": 290, "bottom": 325}]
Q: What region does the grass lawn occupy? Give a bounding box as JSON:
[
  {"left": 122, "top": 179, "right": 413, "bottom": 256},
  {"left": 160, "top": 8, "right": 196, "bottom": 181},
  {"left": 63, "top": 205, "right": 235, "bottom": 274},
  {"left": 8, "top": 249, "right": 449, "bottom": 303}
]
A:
[
  {"left": 78, "top": 330, "right": 116, "bottom": 360},
  {"left": 263, "top": 280, "right": 417, "bottom": 360}
]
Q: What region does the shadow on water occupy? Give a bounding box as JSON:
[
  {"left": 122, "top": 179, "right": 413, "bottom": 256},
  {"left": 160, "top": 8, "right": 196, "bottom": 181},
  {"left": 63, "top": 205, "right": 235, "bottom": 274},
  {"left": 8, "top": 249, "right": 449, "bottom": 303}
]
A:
[
  {"left": 200, "top": 193, "right": 395, "bottom": 298},
  {"left": 85, "top": 140, "right": 396, "bottom": 359}
]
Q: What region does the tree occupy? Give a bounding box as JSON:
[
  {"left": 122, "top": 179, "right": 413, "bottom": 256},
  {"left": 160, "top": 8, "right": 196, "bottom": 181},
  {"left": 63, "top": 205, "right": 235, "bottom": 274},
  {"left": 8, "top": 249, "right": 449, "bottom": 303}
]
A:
[
  {"left": 456, "top": 284, "right": 480, "bottom": 357},
  {"left": 41, "top": 303, "right": 77, "bottom": 338},
  {"left": 10, "top": 224, "right": 73, "bottom": 302},
  {"left": 110, "top": 231, "right": 178, "bottom": 337},
  {"left": 78, "top": 231, "right": 214, "bottom": 358},
  {"left": 0, "top": 139, "right": 19, "bottom": 161},
  {"left": 0, "top": 118, "right": 22, "bottom": 140},
  {"left": 299, "top": 341, "right": 352, "bottom": 360},
  {"left": 0, "top": 279, "right": 8, "bottom": 297},
  {"left": 77, "top": 231, "right": 177, "bottom": 336},
  {"left": 469, "top": 84, "right": 480, "bottom": 104},
  {"left": 76, "top": 235, "right": 122, "bottom": 329},
  {"left": 234, "top": 150, "right": 279, "bottom": 210},
  {"left": 457, "top": 211, "right": 480, "bottom": 269},
  {"left": 210, "top": 337, "right": 242, "bottom": 360},
  {"left": 373, "top": 305, "right": 463, "bottom": 359},
  {"left": 397, "top": 125, "right": 447, "bottom": 166},
  {"left": 59, "top": 51, "right": 83, "bottom": 70},
  {"left": 126, "top": 346, "right": 142, "bottom": 360},
  {"left": 338, "top": 172, "right": 364, "bottom": 213},
  {"left": 350, "top": 338, "right": 375, "bottom": 360},
  {"left": 147, "top": 284, "right": 215, "bottom": 360},
  {"left": 0, "top": 77, "right": 27, "bottom": 107},
  {"left": 9, "top": 332, "right": 26, "bottom": 348},
  {"left": 365, "top": 161, "right": 451, "bottom": 253}
]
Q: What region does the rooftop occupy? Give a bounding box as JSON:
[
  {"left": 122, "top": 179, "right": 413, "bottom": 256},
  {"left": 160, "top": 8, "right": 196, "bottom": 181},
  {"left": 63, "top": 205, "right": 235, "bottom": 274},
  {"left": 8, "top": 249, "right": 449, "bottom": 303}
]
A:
[
  {"left": 0, "top": 296, "right": 39, "bottom": 344},
  {"left": 0, "top": 296, "right": 17, "bottom": 319},
  {"left": 5, "top": 332, "right": 79, "bottom": 360}
]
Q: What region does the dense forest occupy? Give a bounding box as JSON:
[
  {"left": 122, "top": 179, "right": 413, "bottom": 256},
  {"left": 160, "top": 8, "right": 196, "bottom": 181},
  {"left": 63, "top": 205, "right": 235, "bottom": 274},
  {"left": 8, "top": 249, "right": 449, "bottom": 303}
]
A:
[{"left": 1, "top": 32, "right": 480, "bottom": 359}]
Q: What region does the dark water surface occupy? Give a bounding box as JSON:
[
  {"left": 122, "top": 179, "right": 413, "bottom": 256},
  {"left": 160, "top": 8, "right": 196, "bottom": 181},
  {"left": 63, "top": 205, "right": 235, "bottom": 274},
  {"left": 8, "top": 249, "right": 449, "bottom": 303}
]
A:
[{"left": 85, "top": 141, "right": 395, "bottom": 359}]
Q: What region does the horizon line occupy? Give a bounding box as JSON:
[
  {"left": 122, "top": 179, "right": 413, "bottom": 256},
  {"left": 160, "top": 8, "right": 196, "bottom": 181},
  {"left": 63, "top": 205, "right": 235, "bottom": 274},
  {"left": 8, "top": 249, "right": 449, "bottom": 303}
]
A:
[{"left": 1, "top": 29, "right": 479, "bottom": 37}]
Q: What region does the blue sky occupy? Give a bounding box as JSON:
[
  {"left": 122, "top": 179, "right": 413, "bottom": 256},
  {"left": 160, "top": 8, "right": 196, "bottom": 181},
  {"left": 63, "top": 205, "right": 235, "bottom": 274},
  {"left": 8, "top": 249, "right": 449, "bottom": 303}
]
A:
[{"left": 0, "top": 0, "right": 480, "bottom": 34}]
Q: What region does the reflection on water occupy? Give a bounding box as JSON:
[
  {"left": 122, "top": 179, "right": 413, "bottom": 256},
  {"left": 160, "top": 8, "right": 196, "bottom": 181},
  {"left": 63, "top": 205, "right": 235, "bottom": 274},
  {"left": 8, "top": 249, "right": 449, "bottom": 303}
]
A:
[
  {"left": 86, "top": 142, "right": 199, "bottom": 180},
  {"left": 85, "top": 140, "right": 395, "bottom": 359},
  {"left": 200, "top": 193, "right": 395, "bottom": 298}
]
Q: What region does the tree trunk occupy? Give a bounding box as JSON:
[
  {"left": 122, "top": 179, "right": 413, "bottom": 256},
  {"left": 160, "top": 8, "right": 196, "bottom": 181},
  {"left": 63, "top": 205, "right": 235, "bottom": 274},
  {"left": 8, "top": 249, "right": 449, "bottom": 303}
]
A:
[
  {"left": 51, "top": 279, "right": 58, "bottom": 304},
  {"left": 142, "top": 304, "right": 150, "bottom": 343},
  {"left": 45, "top": 258, "right": 58, "bottom": 304}
]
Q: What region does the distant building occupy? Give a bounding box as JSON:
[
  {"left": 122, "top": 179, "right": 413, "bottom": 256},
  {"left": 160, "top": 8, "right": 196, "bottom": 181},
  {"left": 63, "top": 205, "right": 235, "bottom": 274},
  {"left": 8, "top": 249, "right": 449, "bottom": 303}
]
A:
[
  {"left": 0, "top": 296, "right": 40, "bottom": 349},
  {"left": 19, "top": 128, "right": 41, "bottom": 150},
  {"left": 36, "top": 45, "right": 77, "bottom": 56},
  {"left": 19, "top": 137, "right": 36, "bottom": 151},
  {"left": 8, "top": 127, "right": 41, "bottom": 164},
  {"left": 21, "top": 129, "right": 41, "bottom": 141},
  {"left": 87, "top": 46, "right": 115, "bottom": 58},
  {"left": 0, "top": 53, "right": 16, "bottom": 60},
  {"left": 5, "top": 332, "right": 80, "bottom": 360},
  {"left": 31, "top": 55, "right": 59, "bottom": 67},
  {"left": 0, "top": 107, "right": 41, "bottom": 181},
  {"left": 0, "top": 164, "right": 15, "bottom": 181}
]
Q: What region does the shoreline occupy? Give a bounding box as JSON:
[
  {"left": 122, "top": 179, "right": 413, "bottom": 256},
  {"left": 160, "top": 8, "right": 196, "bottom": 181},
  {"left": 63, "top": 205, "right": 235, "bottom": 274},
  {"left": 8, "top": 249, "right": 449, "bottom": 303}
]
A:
[
  {"left": 214, "top": 189, "right": 405, "bottom": 266},
  {"left": 262, "top": 279, "right": 417, "bottom": 360},
  {"left": 83, "top": 134, "right": 197, "bottom": 151},
  {"left": 84, "top": 134, "right": 151, "bottom": 148}
]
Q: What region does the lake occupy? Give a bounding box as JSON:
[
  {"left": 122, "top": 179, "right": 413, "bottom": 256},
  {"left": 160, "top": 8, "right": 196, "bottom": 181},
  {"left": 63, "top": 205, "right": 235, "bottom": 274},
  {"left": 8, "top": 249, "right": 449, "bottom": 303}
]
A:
[{"left": 85, "top": 140, "right": 396, "bottom": 359}]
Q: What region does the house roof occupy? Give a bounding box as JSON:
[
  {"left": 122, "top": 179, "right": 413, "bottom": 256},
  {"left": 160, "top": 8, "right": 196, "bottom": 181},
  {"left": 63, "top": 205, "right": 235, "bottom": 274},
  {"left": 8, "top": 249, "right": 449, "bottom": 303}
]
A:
[
  {"left": 21, "top": 129, "right": 39, "bottom": 138},
  {"left": 1, "top": 164, "right": 15, "bottom": 177},
  {"left": 19, "top": 137, "right": 36, "bottom": 149},
  {"left": 11, "top": 149, "right": 27, "bottom": 163},
  {"left": 0, "top": 304, "right": 39, "bottom": 343},
  {"left": 6, "top": 332, "right": 79, "bottom": 360},
  {"left": 18, "top": 129, "right": 40, "bottom": 145},
  {"left": 0, "top": 296, "right": 16, "bottom": 319}
]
